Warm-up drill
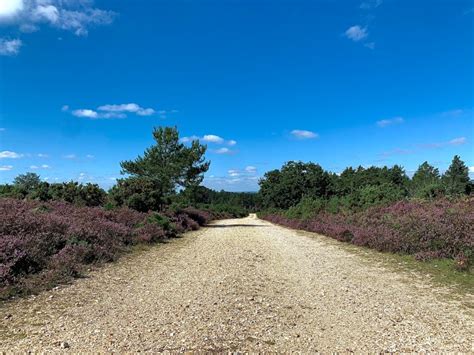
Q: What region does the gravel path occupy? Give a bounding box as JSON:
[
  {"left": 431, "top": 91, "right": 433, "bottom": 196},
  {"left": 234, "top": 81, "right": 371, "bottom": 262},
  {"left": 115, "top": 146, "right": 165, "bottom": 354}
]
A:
[{"left": 1, "top": 215, "right": 473, "bottom": 352}]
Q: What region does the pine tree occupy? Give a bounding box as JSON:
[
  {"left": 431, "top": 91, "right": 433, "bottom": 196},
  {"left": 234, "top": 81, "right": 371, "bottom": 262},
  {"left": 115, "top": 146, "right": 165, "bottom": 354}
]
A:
[{"left": 442, "top": 155, "right": 469, "bottom": 195}]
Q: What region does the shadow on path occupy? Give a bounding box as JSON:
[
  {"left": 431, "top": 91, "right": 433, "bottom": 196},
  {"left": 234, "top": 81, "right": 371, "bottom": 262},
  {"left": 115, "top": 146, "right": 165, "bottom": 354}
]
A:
[{"left": 205, "top": 224, "right": 269, "bottom": 228}]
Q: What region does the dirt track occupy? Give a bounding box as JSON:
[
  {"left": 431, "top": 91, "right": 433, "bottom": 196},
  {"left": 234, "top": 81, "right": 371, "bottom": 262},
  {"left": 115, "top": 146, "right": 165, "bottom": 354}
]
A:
[{"left": 1, "top": 215, "right": 473, "bottom": 352}]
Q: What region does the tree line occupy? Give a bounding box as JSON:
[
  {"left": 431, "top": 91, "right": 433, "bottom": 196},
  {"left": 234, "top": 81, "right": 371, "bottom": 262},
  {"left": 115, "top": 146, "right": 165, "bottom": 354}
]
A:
[
  {"left": 0, "top": 127, "right": 257, "bottom": 215},
  {"left": 258, "top": 155, "right": 472, "bottom": 213}
]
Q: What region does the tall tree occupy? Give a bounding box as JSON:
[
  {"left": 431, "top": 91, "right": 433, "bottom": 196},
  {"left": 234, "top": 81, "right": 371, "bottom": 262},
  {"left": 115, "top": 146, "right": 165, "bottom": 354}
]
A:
[
  {"left": 117, "top": 126, "right": 210, "bottom": 211},
  {"left": 13, "top": 172, "right": 41, "bottom": 195},
  {"left": 442, "top": 155, "right": 469, "bottom": 195}
]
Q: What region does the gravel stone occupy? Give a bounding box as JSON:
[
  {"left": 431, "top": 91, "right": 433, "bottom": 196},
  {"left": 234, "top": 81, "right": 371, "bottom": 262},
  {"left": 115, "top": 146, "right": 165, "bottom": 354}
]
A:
[{"left": 0, "top": 215, "right": 472, "bottom": 352}]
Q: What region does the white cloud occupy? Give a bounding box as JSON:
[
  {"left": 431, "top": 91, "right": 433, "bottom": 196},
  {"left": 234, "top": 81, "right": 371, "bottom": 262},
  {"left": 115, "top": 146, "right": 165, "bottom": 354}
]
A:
[
  {"left": 228, "top": 169, "right": 240, "bottom": 177},
  {"left": 181, "top": 134, "right": 236, "bottom": 146},
  {"left": 1, "top": 0, "right": 116, "bottom": 37},
  {"left": 344, "top": 25, "right": 368, "bottom": 42},
  {"left": 61, "top": 105, "right": 69, "bottom": 112},
  {"left": 86, "top": 154, "right": 94, "bottom": 159},
  {"left": 72, "top": 109, "right": 98, "bottom": 118},
  {"left": 0, "top": 0, "right": 23, "bottom": 19},
  {"left": 291, "top": 129, "right": 319, "bottom": 139},
  {"left": 245, "top": 166, "right": 257, "bottom": 174},
  {"left": 34, "top": 4, "right": 59, "bottom": 23},
  {"left": 31, "top": 164, "right": 51, "bottom": 169},
  {"left": 376, "top": 116, "right": 404, "bottom": 127},
  {"left": 63, "top": 154, "right": 76, "bottom": 159},
  {"left": 0, "top": 38, "right": 22, "bottom": 56},
  {"left": 0, "top": 150, "right": 23, "bottom": 159},
  {"left": 213, "top": 147, "right": 233, "bottom": 154},
  {"left": 448, "top": 137, "right": 467, "bottom": 146},
  {"left": 0, "top": 165, "right": 13, "bottom": 171},
  {"left": 71, "top": 103, "right": 156, "bottom": 119},
  {"left": 179, "top": 135, "right": 200, "bottom": 143},
  {"left": 202, "top": 134, "right": 224, "bottom": 144},
  {"left": 469, "top": 166, "right": 474, "bottom": 173},
  {"left": 37, "top": 153, "right": 49, "bottom": 158}
]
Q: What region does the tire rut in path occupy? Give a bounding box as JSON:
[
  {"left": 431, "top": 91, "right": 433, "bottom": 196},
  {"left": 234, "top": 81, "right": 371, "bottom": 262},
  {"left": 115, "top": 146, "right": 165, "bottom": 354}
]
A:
[{"left": 1, "top": 215, "right": 473, "bottom": 352}]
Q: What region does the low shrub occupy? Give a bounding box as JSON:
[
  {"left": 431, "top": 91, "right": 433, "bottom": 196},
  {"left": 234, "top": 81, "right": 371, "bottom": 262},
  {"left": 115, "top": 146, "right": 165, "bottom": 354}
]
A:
[
  {"left": 0, "top": 198, "right": 224, "bottom": 299},
  {"left": 260, "top": 198, "right": 474, "bottom": 270}
]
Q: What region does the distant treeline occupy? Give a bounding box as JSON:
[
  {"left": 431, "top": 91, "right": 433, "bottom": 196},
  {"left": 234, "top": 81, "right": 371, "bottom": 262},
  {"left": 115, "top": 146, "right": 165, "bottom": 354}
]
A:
[
  {"left": 258, "top": 155, "right": 473, "bottom": 271},
  {"left": 259, "top": 155, "right": 472, "bottom": 214},
  {"left": 0, "top": 127, "right": 257, "bottom": 217}
]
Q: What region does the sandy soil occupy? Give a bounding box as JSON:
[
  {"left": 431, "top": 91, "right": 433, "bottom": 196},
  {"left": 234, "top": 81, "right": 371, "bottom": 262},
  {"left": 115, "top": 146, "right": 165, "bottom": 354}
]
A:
[{"left": 1, "top": 215, "right": 473, "bottom": 352}]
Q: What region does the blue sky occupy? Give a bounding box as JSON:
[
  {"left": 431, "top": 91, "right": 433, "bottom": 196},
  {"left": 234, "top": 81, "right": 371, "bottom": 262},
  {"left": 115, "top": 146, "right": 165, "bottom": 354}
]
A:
[{"left": 0, "top": 0, "right": 473, "bottom": 191}]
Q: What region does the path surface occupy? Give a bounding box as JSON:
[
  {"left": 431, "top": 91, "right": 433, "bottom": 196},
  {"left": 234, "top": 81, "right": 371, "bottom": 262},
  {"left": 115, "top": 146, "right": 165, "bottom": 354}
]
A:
[{"left": 1, "top": 215, "right": 473, "bottom": 352}]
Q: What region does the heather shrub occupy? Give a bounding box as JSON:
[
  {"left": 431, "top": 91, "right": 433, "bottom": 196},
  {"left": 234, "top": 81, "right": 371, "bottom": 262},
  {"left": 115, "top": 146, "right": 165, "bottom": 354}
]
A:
[
  {"left": 260, "top": 198, "right": 473, "bottom": 270},
  {"left": 0, "top": 198, "right": 221, "bottom": 299}
]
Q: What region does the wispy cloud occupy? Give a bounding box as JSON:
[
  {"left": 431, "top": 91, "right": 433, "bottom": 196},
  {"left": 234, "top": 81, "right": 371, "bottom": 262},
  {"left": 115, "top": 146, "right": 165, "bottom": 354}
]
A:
[
  {"left": 0, "top": 128, "right": 5, "bottom": 132},
  {"left": 376, "top": 116, "right": 404, "bottom": 127},
  {"left": 0, "top": 38, "right": 22, "bottom": 56},
  {"left": 213, "top": 147, "right": 235, "bottom": 155},
  {"left": 0, "top": 150, "right": 23, "bottom": 159},
  {"left": 0, "top": 0, "right": 116, "bottom": 37},
  {"left": 380, "top": 136, "right": 468, "bottom": 158},
  {"left": 30, "top": 164, "right": 50, "bottom": 170},
  {"left": 290, "top": 129, "right": 319, "bottom": 140},
  {"left": 360, "top": 0, "right": 383, "bottom": 10},
  {"left": 63, "top": 154, "right": 77, "bottom": 159},
  {"left": 0, "top": 165, "right": 13, "bottom": 171},
  {"left": 37, "top": 153, "right": 49, "bottom": 158},
  {"left": 344, "top": 25, "right": 368, "bottom": 42},
  {"left": 68, "top": 103, "right": 156, "bottom": 119},
  {"left": 98, "top": 103, "right": 155, "bottom": 116},
  {"left": 245, "top": 165, "right": 257, "bottom": 174}
]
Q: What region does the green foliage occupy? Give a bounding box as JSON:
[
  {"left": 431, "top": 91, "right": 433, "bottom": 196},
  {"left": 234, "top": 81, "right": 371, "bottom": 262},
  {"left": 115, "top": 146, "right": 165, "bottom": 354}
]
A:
[
  {"left": 442, "top": 155, "right": 470, "bottom": 196},
  {"left": 117, "top": 126, "right": 210, "bottom": 211},
  {"left": 259, "top": 161, "right": 332, "bottom": 209},
  {"left": 285, "top": 196, "right": 326, "bottom": 220}
]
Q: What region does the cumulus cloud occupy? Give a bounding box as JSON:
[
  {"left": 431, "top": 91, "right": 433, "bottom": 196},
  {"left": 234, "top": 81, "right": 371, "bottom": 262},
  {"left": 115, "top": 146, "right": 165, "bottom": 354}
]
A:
[
  {"left": 0, "top": 38, "right": 22, "bottom": 55},
  {"left": 376, "top": 116, "right": 404, "bottom": 127},
  {"left": 98, "top": 103, "right": 155, "bottom": 116},
  {"left": 344, "top": 25, "right": 368, "bottom": 42},
  {"left": 0, "top": 0, "right": 116, "bottom": 37},
  {"left": 0, "top": 165, "right": 13, "bottom": 171},
  {"left": 291, "top": 129, "right": 319, "bottom": 139},
  {"left": 180, "top": 134, "right": 236, "bottom": 146},
  {"left": 469, "top": 166, "right": 474, "bottom": 173},
  {"left": 0, "top": 0, "right": 24, "bottom": 19},
  {"left": 70, "top": 103, "right": 156, "bottom": 119},
  {"left": 72, "top": 109, "right": 98, "bottom": 118},
  {"left": 0, "top": 150, "right": 23, "bottom": 159},
  {"left": 202, "top": 135, "right": 224, "bottom": 144}
]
